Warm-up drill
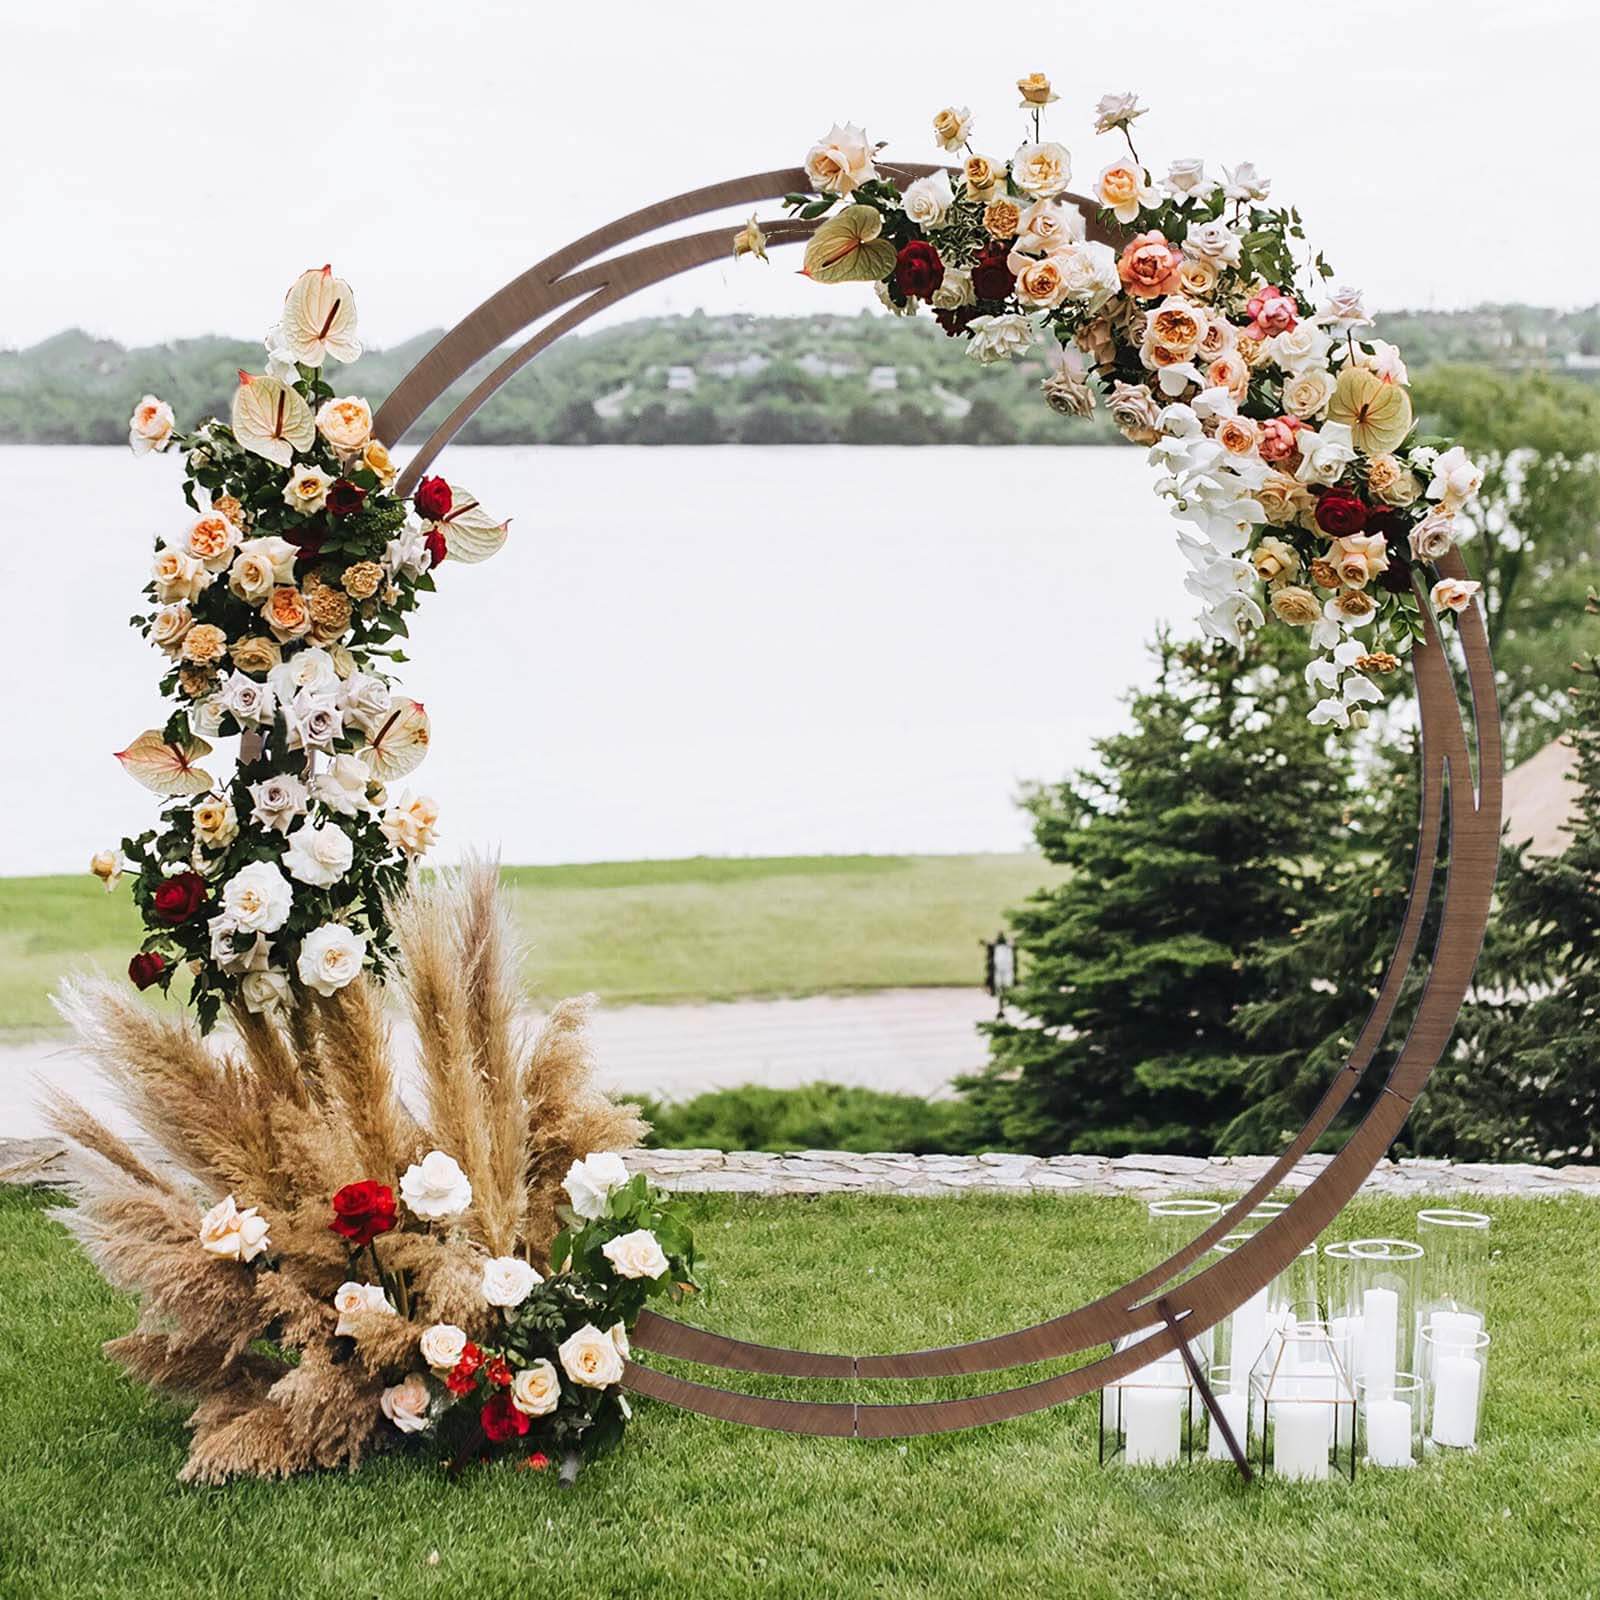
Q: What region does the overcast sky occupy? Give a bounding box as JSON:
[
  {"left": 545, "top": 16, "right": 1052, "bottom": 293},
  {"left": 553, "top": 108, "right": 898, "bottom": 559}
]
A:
[{"left": 5, "top": 0, "right": 1597, "bottom": 350}]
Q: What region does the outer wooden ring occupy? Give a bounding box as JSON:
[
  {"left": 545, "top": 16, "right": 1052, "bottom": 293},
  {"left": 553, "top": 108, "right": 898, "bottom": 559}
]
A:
[{"left": 375, "top": 169, "right": 1502, "bottom": 1438}]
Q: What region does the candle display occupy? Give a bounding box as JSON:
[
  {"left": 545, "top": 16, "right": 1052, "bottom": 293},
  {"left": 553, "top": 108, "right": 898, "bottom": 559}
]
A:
[
  {"left": 1123, "top": 1387, "right": 1182, "bottom": 1466},
  {"left": 1429, "top": 1309, "right": 1483, "bottom": 1355},
  {"left": 1363, "top": 1397, "right": 1414, "bottom": 1468},
  {"left": 1361, "top": 1287, "right": 1398, "bottom": 1399},
  {"left": 1272, "top": 1404, "right": 1330, "bottom": 1481},
  {"left": 1206, "top": 1392, "right": 1248, "bottom": 1462},
  {"left": 1431, "top": 1355, "right": 1482, "bottom": 1448}
]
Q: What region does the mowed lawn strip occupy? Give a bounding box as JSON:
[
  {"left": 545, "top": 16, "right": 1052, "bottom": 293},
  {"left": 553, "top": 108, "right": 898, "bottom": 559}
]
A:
[
  {"left": 0, "top": 852, "right": 1065, "bottom": 1034},
  {"left": 1, "top": 1187, "right": 1596, "bottom": 1600}
]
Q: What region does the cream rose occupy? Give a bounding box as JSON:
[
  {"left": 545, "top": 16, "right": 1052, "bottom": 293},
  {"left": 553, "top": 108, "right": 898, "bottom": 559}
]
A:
[
  {"left": 239, "top": 967, "right": 291, "bottom": 1015},
  {"left": 153, "top": 546, "right": 210, "bottom": 605},
  {"left": 297, "top": 922, "right": 367, "bottom": 997},
  {"left": 400, "top": 1150, "right": 473, "bottom": 1222},
  {"left": 283, "top": 464, "right": 335, "bottom": 515},
  {"left": 315, "top": 395, "right": 373, "bottom": 454},
  {"left": 1409, "top": 508, "right": 1458, "bottom": 562},
  {"left": 930, "top": 270, "right": 975, "bottom": 311},
  {"left": 558, "top": 1323, "right": 626, "bottom": 1389},
  {"left": 419, "top": 1322, "right": 469, "bottom": 1374},
  {"left": 380, "top": 794, "right": 440, "bottom": 858},
  {"left": 962, "top": 154, "right": 1002, "bottom": 199},
  {"left": 931, "top": 105, "right": 972, "bottom": 151},
  {"left": 129, "top": 394, "right": 176, "bottom": 454},
  {"left": 1270, "top": 585, "right": 1322, "bottom": 626},
  {"left": 1015, "top": 199, "right": 1082, "bottom": 254},
  {"left": 481, "top": 1255, "right": 542, "bottom": 1308},
  {"left": 803, "top": 122, "right": 876, "bottom": 196},
  {"left": 510, "top": 1359, "right": 561, "bottom": 1417},
  {"left": 1012, "top": 255, "right": 1071, "bottom": 310},
  {"left": 601, "top": 1227, "right": 669, "bottom": 1281},
  {"left": 966, "top": 312, "right": 1036, "bottom": 365},
  {"left": 1430, "top": 576, "right": 1482, "bottom": 614},
  {"left": 284, "top": 819, "right": 355, "bottom": 887},
  {"left": 1269, "top": 322, "right": 1333, "bottom": 372},
  {"left": 901, "top": 171, "right": 953, "bottom": 229},
  {"left": 312, "top": 752, "right": 375, "bottom": 817},
  {"left": 150, "top": 604, "right": 193, "bottom": 656},
  {"left": 1330, "top": 533, "right": 1389, "bottom": 588},
  {"left": 562, "top": 1152, "right": 631, "bottom": 1220},
  {"left": 221, "top": 860, "right": 293, "bottom": 934},
  {"left": 360, "top": 438, "right": 398, "bottom": 488},
  {"left": 1251, "top": 537, "right": 1300, "bottom": 584},
  {"left": 199, "top": 1195, "right": 270, "bottom": 1262},
  {"left": 1256, "top": 472, "right": 1311, "bottom": 526},
  {"left": 1295, "top": 423, "right": 1358, "bottom": 485},
  {"left": 1010, "top": 140, "right": 1071, "bottom": 198},
  {"left": 1282, "top": 367, "right": 1336, "bottom": 421},
  {"left": 192, "top": 798, "right": 238, "bottom": 851},
  {"left": 380, "top": 1374, "right": 433, "bottom": 1434},
  {"left": 1366, "top": 453, "right": 1422, "bottom": 506},
  {"left": 1096, "top": 159, "right": 1149, "bottom": 225},
  {"left": 334, "top": 1280, "right": 394, "bottom": 1336}
]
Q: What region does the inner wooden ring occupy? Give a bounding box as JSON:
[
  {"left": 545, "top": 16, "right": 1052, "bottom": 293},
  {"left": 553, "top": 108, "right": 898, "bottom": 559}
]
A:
[{"left": 375, "top": 168, "right": 1502, "bottom": 1437}]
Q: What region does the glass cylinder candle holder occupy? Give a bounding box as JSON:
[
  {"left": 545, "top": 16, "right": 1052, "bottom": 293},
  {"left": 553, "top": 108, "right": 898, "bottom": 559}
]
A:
[
  {"left": 1422, "top": 1323, "right": 1490, "bottom": 1451},
  {"left": 1208, "top": 1233, "right": 1272, "bottom": 1399},
  {"left": 1099, "top": 1353, "right": 1195, "bottom": 1469},
  {"left": 1248, "top": 1320, "right": 1357, "bottom": 1483},
  {"left": 1417, "top": 1208, "right": 1491, "bottom": 1329},
  {"left": 1204, "top": 1363, "right": 1250, "bottom": 1463},
  {"left": 1357, "top": 1372, "right": 1421, "bottom": 1468},
  {"left": 1269, "top": 1243, "right": 1320, "bottom": 1326},
  {"left": 1147, "top": 1199, "right": 1224, "bottom": 1364},
  {"left": 1343, "top": 1238, "right": 1423, "bottom": 1403}
]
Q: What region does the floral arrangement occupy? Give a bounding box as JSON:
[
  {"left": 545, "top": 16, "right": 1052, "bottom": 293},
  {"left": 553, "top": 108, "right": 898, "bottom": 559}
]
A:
[
  {"left": 755, "top": 77, "right": 1487, "bottom": 728},
  {"left": 51, "top": 866, "right": 692, "bottom": 1483},
  {"left": 102, "top": 268, "right": 509, "bottom": 1027}
]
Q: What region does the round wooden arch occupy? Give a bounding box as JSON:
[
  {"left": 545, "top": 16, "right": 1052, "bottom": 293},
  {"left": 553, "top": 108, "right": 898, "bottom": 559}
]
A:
[{"left": 374, "top": 168, "right": 1502, "bottom": 1439}]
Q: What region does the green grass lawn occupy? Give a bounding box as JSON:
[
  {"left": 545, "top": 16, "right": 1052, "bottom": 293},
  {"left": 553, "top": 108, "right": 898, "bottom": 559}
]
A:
[
  {"left": 0, "top": 853, "right": 1063, "bottom": 1035},
  {"left": 2, "top": 1186, "right": 1596, "bottom": 1600}
]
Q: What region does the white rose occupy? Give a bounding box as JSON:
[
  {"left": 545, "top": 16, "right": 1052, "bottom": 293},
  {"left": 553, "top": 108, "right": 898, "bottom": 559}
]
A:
[
  {"left": 152, "top": 546, "right": 210, "bottom": 604},
  {"left": 315, "top": 395, "right": 373, "bottom": 454},
  {"left": 1352, "top": 338, "right": 1409, "bottom": 386},
  {"left": 188, "top": 697, "right": 227, "bottom": 741},
  {"left": 1053, "top": 241, "right": 1120, "bottom": 310},
  {"left": 965, "top": 312, "right": 1037, "bottom": 365},
  {"left": 1269, "top": 322, "right": 1333, "bottom": 372},
  {"left": 230, "top": 536, "right": 297, "bottom": 604},
  {"left": 218, "top": 672, "right": 277, "bottom": 726},
  {"left": 1295, "top": 422, "right": 1359, "bottom": 486},
  {"left": 1010, "top": 140, "right": 1071, "bottom": 198},
  {"left": 1409, "top": 507, "right": 1458, "bottom": 561},
  {"left": 481, "top": 1255, "right": 542, "bottom": 1308},
  {"left": 1282, "top": 367, "right": 1335, "bottom": 420},
  {"left": 1222, "top": 161, "right": 1270, "bottom": 202},
  {"left": 334, "top": 1280, "right": 394, "bottom": 1336},
  {"left": 339, "top": 671, "right": 393, "bottom": 735},
  {"left": 283, "top": 464, "right": 335, "bottom": 515},
  {"left": 284, "top": 819, "right": 355, "bottom": 887},
  {"left": 1427, "top": 445, "right": 1484, "bottom": 507},
  {"left": 380, "top": 1374, "right": 433, "bottom": 1434},
  {"left": 557, "top": 1323, "right": 626, "bottom": 1389},
  {"left": 129, "top": 394, "right": 176, "bottom": 454},
  {"left": 248, "top": 773, "right": 309, "bottom": 835},
  {"left": 803, "top": 122, "right": 877, "bottom": 196},
  {"left": 1093, "top": 92, "right": 1146, "bottom": 134},
  {"left": 221, "top": 861, "right": 293, "bottom": 934},
  {"left": 1182, "top": 219, "right": 1241, "bottom": 267},
  {"left": 562, "top": 1152, "right": 630, "bottom": 1220},
  {"left": 1014, "top": 198, "right": 1084, "bottom": 254},
  {"left": 297, "top": 922, "right": 368, "bottom": 997},
  {"left": 199, "top": 1194, "right": 270, "bottom": 1262},
  {"left": 419, "top": 1322, "right": 469, "bottom": 1374},
  {"left": 312, "top": 752, "right": 375, "bottom": 817},
  {"left": 269, "top": 645, "right": 340, "bottom": 699},
  {"left": 510, "top": 1359, "right": 562, "bottom": 1417},
  {"left": 283, "top": 688, "right": 344, "bottom": 753},
  {"left": 601, "top": 1228, "right": 669, "bottom": 1281},
  {"left": 901, "top": 170, "right": 953, "bottom": 229},
  {"left": 930, "top": 269, "right": 975, "bottom": 311},
  {"left": 150, "top": 604, "right": 193, "bottom": 657},
  {"left": 239, "top": 967, "right": 292, "bottom": 1015},
  {"left": 401, "top": 1149, "right": 474, "bottom": 1222},
  {"left": 1163, "top": 157, "right": 1211, "bottom": 196},
  {"left": 1318, "top": 283, "right": 1371, "bottom": 330}
]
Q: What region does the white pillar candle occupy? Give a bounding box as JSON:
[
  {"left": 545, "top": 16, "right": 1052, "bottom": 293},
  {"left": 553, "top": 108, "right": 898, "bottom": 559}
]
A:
[
  {"left": 1330, "top": 1313, "right": 1365, "bottom": 1383},
  {"left": 1101, "top": 1385, "right": 1120, "bottom": 1438},
  {"left": 1431, "top": 1355, "right": 1482, "bottom": 1448},
  {"left": 1430, "top": 1310, "right": 1483, "bottom": 1356},
  {"left": 1364, "top": 1397, "right": 1414, "bottom": 1468},
  {"left": 1273, "top": 1404, "right": 1330, "bottom": 1481},
  {"left": 1206, "top": 1392, "right": 1249, "bottom": 1462},
  {"left": 1361, "top": 1288, "right": 1398, "bottom": 1400},
  {"left": 1231, "top": 1289, "right": 1269, "bottom": 1391},
  {"left": 1123, "top": 1387, "right": 1182, "bottom": 1466}
]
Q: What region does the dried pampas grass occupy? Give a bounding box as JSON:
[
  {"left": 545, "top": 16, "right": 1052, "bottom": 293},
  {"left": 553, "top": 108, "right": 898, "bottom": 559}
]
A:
[{"left": 49, "top": 861, "right": 646, "bottom": 1484}]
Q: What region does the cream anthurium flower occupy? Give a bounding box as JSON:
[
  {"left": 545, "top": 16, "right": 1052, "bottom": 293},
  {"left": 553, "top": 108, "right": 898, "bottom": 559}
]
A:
[
  {"left": 510, "top": 1360, "right": 561, "bottom": 1417},
  {"left": 558, "top": 1323, "right": 626, "bottom": 1389},
  {"left": 401, "top": 1150, "right": 473, "bottom": 1222},
  {"left": 334, "top": 1280, "right": 394, "bottom": 1336},
  {"left": 275, "top": 265, "right": 361, "bottom": 366},
  {"left": 297, "top": 922, "right": 367, "bottom": 997},
  {"left": 562, "top": 1152, "right": 630, "bottom": 1220},
  {"left": 601, "top": 1228, "right": 670, "bottom": 1281},
  {"left": 381, "top": 1374, "right": 433, "bottom": 1434},
  {"left": 230, "top": 372, "right": 315, "bottom": 467},
  {"left": 482, "top": 1256, "right": 542, "bottom": 1308}
]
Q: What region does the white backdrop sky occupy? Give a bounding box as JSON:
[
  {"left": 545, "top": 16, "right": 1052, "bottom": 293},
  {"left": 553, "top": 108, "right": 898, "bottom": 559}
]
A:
[{"left": 4, "top": 0, "right": 1597, "bottom": 350}]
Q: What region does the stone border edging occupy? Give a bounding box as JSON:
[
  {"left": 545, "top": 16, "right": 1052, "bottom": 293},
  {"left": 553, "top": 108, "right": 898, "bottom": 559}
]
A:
[{"left": 6, "top": 1137, "right": 1592, "bottom": 1201}]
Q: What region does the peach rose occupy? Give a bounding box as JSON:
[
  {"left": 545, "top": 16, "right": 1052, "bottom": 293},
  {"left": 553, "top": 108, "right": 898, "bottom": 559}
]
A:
[
  {"left": 1013, "top": 255, "right": 1070, "bottom": 309},
  {"left": 1329, "top": 533, "right": 1389, "bottom": 588},
  {"left": 263, "top": 586, "right": 312, "bottom": 642},
  {"left": 1256, "top": 471, "right": 1310, "bottom": 526},
  {"left": 1207, "top": 351, "right": 1250, "bottom": 399},
  {"left": 184, "top": 511, "right": 240, "bottom": 572},
  {"left": 1217, "top": 416, "right": 1260, "bottom": 457},
  {"left": 1117, "top": 231, "right": 1185, "bottom": 299},
  {"left": 1270, "top": 586, "right": 1322, "bottom": 625},
  {"left": 1252, "top": 536, "right": 1300, "bottom": 583},
  {"left": 360, "top": 439, "right": 397, "bottom": 488},
  {"left": 1430, "top": 577, "right": 1482, "bottom": 614},
  {"left": 1096, "top": 159, "right": 1146, "bottom": 224},
  {"left": 128, "top": 394, "right": 176, "bottom": 454},
  {"left": 315, "top": 395, "right": 373, "bottom": 455},
  {"left": 1366, "top": 453, "right": 1422, "bottom": 507},
  {"left": 963, "top": 154, "right": 1002, "bottom": 199},
  {"left": 1146, "top": 298, "right": 1207, "bottom": 359},
  {"left": 150, "top": 603, "right": 193, "bottom": 655}
]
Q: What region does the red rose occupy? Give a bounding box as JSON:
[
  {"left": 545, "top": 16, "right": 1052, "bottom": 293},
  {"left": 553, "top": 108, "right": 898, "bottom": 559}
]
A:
[
  {"left": 423, "top": 528, "right": 447, "bottom": 570},
  {"left": 328, "top": 1180, "right": 397, "bottom": 1248},
  {"left": 128, "top": 951, "right": 167, "bottom": 990},
  {"left": 485, "top": 1356, "right": 513, "bottom": 1390},
  {"left": 893, "top": 240, "right": 944, "bottom": 301},
  {"left": 285, "top": 524, "right": 325, "bottom": 564},
  {"left": 151, "top": 871, "right": 206, "bottom": 925},
  {"left": 326, "top": 479, "right": 366, "bottom": 519},
  {"left": 414, "top": 476, "right": 452, "bottom": 520},
  {"left": 1315, "top": 491, "right": 1370, "bottom": 537},
  {"left": 970, "top": 242, "right": 1015, "bottom": 303},
  {"left": 934, "top": 305, "right": 977, "bottom": 339},
  {"left": 481, "top": 1392, "right": 530, "bottom": 1444}
]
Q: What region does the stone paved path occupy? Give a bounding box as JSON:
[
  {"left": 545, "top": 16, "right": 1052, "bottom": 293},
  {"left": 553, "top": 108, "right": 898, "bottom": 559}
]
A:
[{"left": 0, "top": 987, "right": 995, "bottom": 1141}]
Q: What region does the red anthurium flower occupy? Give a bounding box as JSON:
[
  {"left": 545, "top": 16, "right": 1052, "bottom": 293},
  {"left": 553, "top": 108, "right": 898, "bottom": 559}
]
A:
[
  {"left": 414, "top": 476, "right": 452, "bottom": 520},
  {"left": 328, "top": 1180, "right": 397, "bottom": 1248},
  {"left": 481, "top": 1392, "right": 531, "bottom": 1443},
  {"left": 150, "top": 871, "right": 206, "bottom": 925},
  {"left": 128, "top": 951, "right": 167, "bottom": 990}
]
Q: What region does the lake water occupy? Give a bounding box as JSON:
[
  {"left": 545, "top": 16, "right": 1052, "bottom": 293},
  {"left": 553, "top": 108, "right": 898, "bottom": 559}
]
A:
[{"left": 0, "top": 444, "right": 1194, "bottom": 876}]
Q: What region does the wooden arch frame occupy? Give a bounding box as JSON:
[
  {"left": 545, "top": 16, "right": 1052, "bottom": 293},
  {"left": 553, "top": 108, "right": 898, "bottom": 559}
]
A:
[{"left": 373, "top": 168, "right": 1502, "bottom": 1441}]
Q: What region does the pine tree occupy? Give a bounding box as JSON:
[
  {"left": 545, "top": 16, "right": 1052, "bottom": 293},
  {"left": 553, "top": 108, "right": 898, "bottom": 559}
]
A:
[
  {"left": 1413, "top": 592, "right": 1600, "bottom": 1162},
  {"left": 960, "top": 631, "right": 1351, "bottom": 1156}
]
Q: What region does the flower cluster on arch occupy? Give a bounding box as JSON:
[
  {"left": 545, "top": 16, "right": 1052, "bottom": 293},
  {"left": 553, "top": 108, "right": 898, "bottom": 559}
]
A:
[
  {"left": 106, "top": 269, "right": 510, "bottom": 1026},
  {"left": 746, "top": 77, "right": 1486, "bottom": 727}
]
